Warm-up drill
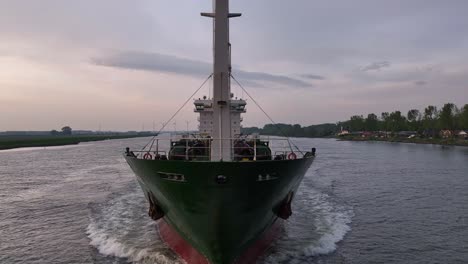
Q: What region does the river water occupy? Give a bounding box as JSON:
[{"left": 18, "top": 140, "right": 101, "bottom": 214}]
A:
[{"left": 1, "top": 137, "right": 467, "bottom": 264}]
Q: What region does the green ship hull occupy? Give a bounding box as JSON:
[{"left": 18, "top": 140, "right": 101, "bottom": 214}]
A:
[{"left": 125, "top": 156, "right": 314, "bottom": 263}]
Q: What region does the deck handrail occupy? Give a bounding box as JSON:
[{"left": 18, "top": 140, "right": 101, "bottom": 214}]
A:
[{"left": 130, "top": 136, "right": 314, "bottom": 161}]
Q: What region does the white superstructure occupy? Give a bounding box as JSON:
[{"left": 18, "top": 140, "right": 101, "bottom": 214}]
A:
[{"left": 194, "top": 95, "right": 246, "bottom": 138}]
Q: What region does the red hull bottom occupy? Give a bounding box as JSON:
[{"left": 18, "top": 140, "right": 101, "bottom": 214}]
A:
[{"left": 158, "top": 219, "right": 282, "bottom": 264}]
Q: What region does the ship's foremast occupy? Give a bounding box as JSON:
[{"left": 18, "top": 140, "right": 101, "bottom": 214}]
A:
[{"left": 202, "top": 0, "right": 241, "bottom": 161}]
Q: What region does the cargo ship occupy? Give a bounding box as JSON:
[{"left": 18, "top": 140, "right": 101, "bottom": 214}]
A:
[{"left": 124, "top": 1, "right": 315, "bottom": 263}]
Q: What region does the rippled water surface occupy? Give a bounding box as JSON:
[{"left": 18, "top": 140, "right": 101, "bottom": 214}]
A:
[{"left": 1, "top": 137, "right": 467, "bottom": 264}]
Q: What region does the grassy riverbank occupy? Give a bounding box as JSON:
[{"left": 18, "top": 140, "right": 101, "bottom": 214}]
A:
[
  {"left": 338, "top": 136, "right": 468, "bottom": 147},
  {"left": 0, "top": 134, "right": 154, "bottom": 150}
]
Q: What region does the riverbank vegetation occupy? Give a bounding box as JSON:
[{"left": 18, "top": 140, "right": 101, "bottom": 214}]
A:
[
  {"left": 242, "top": 103, "right": 468, "bottom": 146},
  {"left": 0, "top": 133, "right": 155, "bottom": 150},
  {"left": 242, "top": 123, "right": 337, "bottom": 138},
  {"left": 338, "top": 103, "right": 468, "bottom": 134}
]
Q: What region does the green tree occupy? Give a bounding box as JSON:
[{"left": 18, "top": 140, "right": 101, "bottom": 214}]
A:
[
  {"left": 438, "top": 103, "right": 456, "bottom": 130},
  {"left": 292, "top": 124, "right": 303, "bottom": 137},
  {"left": 388, "top": 111, "right": 407, "bottom": 132},
  {"left": 61, "top": 126, "right": 72, "bottom": 135},
  {"left": 460, "top": 104, "right": 468, "bottom": 130},
  {"left": 424, "top": 105, "right": 438, "bottom": 119},
  {"left": 407, "top": 109, "right": 421, "bottom": 131},
  {"left": 365, "top": 113, "right": 378, "bottom": 131},
  {"left": 349, "top": 115, "right": 365, "bottom": 131},
  {"left": 423, "top": 105, "right": 438, "bottom": 136},
  {"left": 380, "top": 112, "right": 390, "bottom": 131},
  {"left": 303, "top": 123, "right": 338, "bottom": 137}
]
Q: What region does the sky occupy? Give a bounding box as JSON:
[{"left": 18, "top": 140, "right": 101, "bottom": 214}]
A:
[{"left": 1, "top": 0, "right": 467, "bottom": 131}]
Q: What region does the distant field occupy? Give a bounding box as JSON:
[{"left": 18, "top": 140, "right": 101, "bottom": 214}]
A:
[{"left": 0, "top": 134, "right": 152, "bottom": 150}]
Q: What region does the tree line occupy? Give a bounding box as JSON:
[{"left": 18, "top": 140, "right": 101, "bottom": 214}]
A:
[
  {"left": 242, "top": 123, "right": 337, "bottom": 138},
  {"left": 242, "top": 103, "right": 468, "bottom": 137},
  {"left": 340, "top": 103, "right": 468, "bottom": 134},
  {"left": 50, "top": 126, "right": 73, "bottom": 135}
]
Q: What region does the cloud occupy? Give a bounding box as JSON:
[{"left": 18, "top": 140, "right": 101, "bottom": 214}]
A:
[
  {"left": 301, "top": 74, "right": 325, "bottom": 80},
  {"left": 92, "top": 51, "right": 312, "bottom": 88},
  {"left": 236, "top": 70, "right": 312, "bottom": 88},
  {"left": 360, "top": 61, "right": 391, "bottom": 72},
  {"left": 92, "top": 51, "right": 209, "bottom": 76},
  {"left": 414, "top": 80, "right": 427, "bottom": 86}
]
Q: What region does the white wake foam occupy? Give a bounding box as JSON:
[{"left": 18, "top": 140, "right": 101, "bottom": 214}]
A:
[
  {"left": 86, "top": 222, "right": 177, "bottom": 264},
  {"left": 260, "top": 184, "right": 354, "bottom": 263},
  {"left": 86, "top": 188, "right": 182, "bottom": 264},
  {"left": 303, "top": 202, "right": 353, "bottom": 256}
]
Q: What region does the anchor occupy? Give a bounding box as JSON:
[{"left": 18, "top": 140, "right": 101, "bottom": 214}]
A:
[
  {"left": 277, "top": 191, "right": 294, "bottom": 220},
  {"left": 147, "top": 192, "right": 164, "bottom": 221}
]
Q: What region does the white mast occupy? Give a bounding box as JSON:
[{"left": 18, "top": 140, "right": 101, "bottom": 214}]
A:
[{"left": 202, "top": 0, "right": 241, "bottom": 161}]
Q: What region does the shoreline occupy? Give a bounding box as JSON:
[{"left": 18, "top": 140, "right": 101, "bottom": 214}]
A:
[
  {"left": 337, "top": 136, "right": 468, "bottom": 147},
  {"left": 0, "top": 134, "right": 155, "bottom": 151}
]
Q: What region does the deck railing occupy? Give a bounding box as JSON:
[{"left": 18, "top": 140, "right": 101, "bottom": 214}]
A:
[{"left": 127, "top": 135, "right": 315, "bottom": 161}]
